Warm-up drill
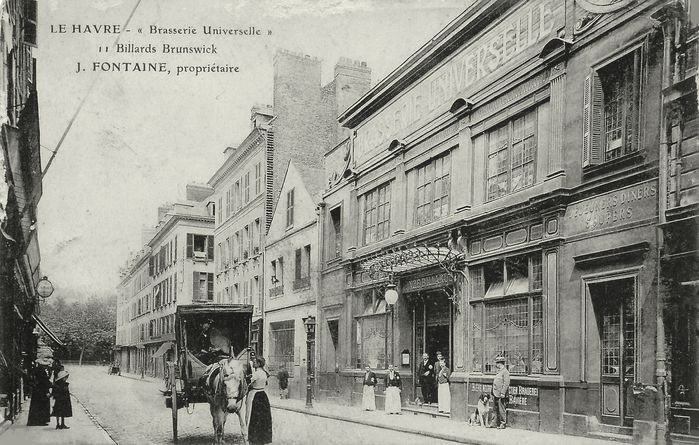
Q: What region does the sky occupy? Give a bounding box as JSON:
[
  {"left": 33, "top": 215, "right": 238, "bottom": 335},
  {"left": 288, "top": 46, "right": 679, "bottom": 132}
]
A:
[{"left": 36, "top": 0, "right": 468, "bottom": 299}]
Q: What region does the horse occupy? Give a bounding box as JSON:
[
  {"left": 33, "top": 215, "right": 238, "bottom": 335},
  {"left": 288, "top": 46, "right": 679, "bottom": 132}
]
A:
[{"left": 204, "top": 356, "right": 249, "bottom": 444}]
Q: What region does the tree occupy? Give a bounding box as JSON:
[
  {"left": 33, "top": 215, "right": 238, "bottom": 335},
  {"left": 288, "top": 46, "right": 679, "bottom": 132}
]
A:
[{"left": 41, "top": 293, "right": 116, "bottom": 364}]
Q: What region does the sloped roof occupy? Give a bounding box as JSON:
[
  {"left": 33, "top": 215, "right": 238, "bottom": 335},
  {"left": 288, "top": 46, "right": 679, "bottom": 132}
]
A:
[{"left": 294, "top": 162, "right": 326, "bottom": 202}]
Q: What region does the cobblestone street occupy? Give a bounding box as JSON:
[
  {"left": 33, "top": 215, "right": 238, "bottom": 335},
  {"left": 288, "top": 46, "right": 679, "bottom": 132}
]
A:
[{"left": 67, "top": 365, "right": 459, "bottom": 445}]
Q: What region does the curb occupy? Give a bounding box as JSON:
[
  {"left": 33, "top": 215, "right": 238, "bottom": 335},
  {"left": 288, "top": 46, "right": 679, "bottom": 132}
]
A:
[
  {"left": 270, "top": 403, "right": 502, "bottom": 445},
  {"left": 72, "top": 394, "right": 118, "bottom": 444}
]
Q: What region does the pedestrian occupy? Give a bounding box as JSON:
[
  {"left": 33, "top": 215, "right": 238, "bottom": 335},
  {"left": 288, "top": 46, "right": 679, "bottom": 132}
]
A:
[
  {"left": 246, "top": 356, "right": 272, "bottom": 445},
  {"left": 51, "top": 358, "right": 64, "bottom": 382},
  {"left": 492, "top": 355, "right": 510, "bottom": 429},
  {"left": 433, "top": 351, "right": 443, "bottom": 404},
  {"left": 384, "top": 364, "right": 402, "bottom": 415},
  {"left": 51, "top": 370, "right": 72, "bottom": 429},
  {"left": 362, "top": 365, "right": 377, "bottom": 411},
  {"left": 417, "top": 353, "right": 434, "bottom": 404},
  {"left": 26, "top": 362, "right": 51, "bottom": 426},
  {"left": 437, "top": 357, "right": 451, "bottom": 414},
  {"left": 277, "top": 366, "right": 289, "bottom": 399}
]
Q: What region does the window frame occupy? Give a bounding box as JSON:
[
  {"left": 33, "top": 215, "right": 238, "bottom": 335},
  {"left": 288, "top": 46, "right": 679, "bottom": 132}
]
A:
[
  {"left": 414, "top": 151, "right": 451, "bottom": 227},
  {"left": 362, "top": 182, "right": 391, "bottom": 246},
  {"left": 286, "top": 188, "right": 295, "bottom": 228}
]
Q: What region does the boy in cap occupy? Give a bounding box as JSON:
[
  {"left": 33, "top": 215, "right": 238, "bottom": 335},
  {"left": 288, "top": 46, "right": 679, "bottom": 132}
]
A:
[{"left": 491, "top": 355, "right": 510, "bottom": 429}]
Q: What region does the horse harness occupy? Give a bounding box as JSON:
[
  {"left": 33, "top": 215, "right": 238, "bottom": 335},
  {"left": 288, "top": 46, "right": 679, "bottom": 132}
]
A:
[{"left": 208, "top": 362, "right": 246, "bottom": 406}]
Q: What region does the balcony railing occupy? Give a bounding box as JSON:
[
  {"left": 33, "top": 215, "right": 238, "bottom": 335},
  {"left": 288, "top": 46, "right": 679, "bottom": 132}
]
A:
[
  {"left": 269, "top": 285, "right": 284, "bottom": 298},
  {"left": 292, "top": 276, "right": 311, "bottom": 290}
]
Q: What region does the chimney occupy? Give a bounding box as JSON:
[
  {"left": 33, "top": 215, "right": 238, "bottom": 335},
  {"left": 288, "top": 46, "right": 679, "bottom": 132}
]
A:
[
  {"left": 141, "top": 226, "right": 156, "bottom": 246},
  {"left": 185, "top": 183, "right": 214, "bottom": 202},
  {"left": 250, "top": 103, "right": 274, "bottom": 130},
  {"left": 334, "top": 57, "right": 371, "bottom": 118}
]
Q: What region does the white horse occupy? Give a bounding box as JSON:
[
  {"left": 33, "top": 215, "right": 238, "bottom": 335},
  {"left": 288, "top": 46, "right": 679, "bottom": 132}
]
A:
[{"left": 204, "top": 356, "right": 249, "bottom": 444}]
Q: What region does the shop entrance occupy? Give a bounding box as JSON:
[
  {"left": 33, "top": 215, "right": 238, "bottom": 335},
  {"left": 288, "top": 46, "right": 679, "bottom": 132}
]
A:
[
  {"left": 411, "top": 289, "right": 453, "bottom": 402},
  {"left": 589, "top": 278, "right": 636, "bottom": 426}
]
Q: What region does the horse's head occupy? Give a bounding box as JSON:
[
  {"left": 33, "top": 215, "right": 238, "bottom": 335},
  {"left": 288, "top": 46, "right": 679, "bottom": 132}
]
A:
[{"left": 220, "top": 358, "right": 247, "bottom": 413}]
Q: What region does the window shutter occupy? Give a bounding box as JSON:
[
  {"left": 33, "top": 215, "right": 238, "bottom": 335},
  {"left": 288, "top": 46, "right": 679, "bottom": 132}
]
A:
[
  {"left": 174, "top": 236, "right": 177, "bottom": 262},
  {"left": 173, "top": 272, "right": 177, "bottom": 302},
  {"left": 186, "top": 234, "right": 194, "bottom": 258},
  {"left": 295, "top": 248, "right": 302, "bottom": 280},
  {"left": 583, "top": 72, "right": 604, "bottom": 167},
  {"left": 207, "top": 235, "right": 214, "bottom": 260},
  {"left": 192, "top": 271, "right": 199, "bottom": 300},
  {"left": 149, "top": 256, "right": 154, "bottom": 276},
  {"left": 207, "top": 273, "right": 214, "bottom": 300}
]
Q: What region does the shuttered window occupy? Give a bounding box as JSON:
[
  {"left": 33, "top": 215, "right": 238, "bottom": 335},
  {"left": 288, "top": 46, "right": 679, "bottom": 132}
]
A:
[
  {"left": 583, "top": 47, "right": 643, "bottom": 168},
  {"left": 286, "top": 189, "right": 295, "bottom": 227}
]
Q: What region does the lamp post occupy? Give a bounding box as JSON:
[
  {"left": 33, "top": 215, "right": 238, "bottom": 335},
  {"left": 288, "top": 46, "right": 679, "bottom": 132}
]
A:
[
  {"left": 303, "top": 316, "right": 316, "bottom": 408},
  {"left": 384, "top": 284, "right": 398, "bottom": 366}
]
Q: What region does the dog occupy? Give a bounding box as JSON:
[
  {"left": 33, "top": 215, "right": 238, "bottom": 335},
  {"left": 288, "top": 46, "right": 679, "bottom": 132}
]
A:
[
  {"left": 468, "top": 393, "right": 492, "bottom": 427},
  {"left": 414, "top": 396, "right": 424, "bottom": 407}
]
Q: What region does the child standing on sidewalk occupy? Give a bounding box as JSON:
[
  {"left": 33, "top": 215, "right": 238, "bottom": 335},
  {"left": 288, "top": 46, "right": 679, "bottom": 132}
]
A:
[{"left": 51, "top": 370, "right": 72, "bottom": 430}]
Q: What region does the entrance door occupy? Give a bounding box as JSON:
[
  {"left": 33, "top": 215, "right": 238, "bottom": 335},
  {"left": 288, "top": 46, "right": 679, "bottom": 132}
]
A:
[{"left": 591, "top": 279, "right": 635, "bottom": 426}]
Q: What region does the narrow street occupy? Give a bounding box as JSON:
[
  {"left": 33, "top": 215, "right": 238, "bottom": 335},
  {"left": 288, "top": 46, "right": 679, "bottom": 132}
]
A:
[{"left": 67, "top": 365, "right": 459, "bottom": 445}]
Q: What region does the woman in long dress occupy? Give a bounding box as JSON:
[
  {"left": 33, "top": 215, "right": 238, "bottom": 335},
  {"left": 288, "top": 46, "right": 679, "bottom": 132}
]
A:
[
  {"left": 27, "top": 364, "right": 51, "bottom": 426},
  {"left": 246, "top": 356, "right": 272, "bottom": 445},
  {"left": 437, "top": 357, "right": 451, "bottom": 414},
  {"left": 362, "top": 366, "right": 377, "bottom": 411},
  {"left": 384, "top": 364, "right": 402, "bottom": 415}
]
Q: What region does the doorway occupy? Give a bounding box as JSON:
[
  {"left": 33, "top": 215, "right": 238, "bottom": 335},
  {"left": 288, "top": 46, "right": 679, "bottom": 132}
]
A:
[{"left": 589, "top": 278, "right": 636, "bottom": 426}]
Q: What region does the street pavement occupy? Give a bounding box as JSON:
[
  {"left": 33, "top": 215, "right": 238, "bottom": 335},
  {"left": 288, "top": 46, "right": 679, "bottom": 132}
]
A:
[{"left": 9, "top": 365, "right": 620, "bottom": 445}]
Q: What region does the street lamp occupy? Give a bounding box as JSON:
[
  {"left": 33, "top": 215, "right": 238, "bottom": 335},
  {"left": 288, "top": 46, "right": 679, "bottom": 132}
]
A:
[
  {"left": 303, "top": 316, "right": 316, "bottom": 408},
  {"left": 384, "top": 284, "right": 398, "bottom": 366}
]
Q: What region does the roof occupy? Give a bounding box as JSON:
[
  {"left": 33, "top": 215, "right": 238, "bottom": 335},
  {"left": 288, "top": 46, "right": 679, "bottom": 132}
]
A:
[{"left": 295, "top": 162, "right": 326, "bottom": 202}]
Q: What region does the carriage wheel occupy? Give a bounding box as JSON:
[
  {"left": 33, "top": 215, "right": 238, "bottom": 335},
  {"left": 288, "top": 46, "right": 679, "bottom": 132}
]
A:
[{"left": 169, "top": 362, "right": 178, "bottom": 442}]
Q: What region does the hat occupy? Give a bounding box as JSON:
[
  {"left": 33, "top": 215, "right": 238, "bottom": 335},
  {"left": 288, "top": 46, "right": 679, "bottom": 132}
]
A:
[
  {"left": 56, "top": 370, "right": 69, "bottom": 381},
  {"left": 494, "top": 355, "right": 506, "bottom": 364}
]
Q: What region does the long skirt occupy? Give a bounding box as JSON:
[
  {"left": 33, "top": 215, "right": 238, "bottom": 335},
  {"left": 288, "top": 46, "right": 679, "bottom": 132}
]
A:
[
  {"left": 27, "top": 392, "right": 51, "bottom": 425},
  {"left": 51, "top": 394, "right": 73, "bottom": 418},
  {"left": 362, "top": 385, "right": 376, "bottom": 411},
  {"left": 384, "top": 387, "right": 401, "bottom": 414},
  {"left": 247, "top": 390, "right": 272, "bottom": 445},
  {"left": 438, "top": 383, "right": 451, "bottom": 413}
]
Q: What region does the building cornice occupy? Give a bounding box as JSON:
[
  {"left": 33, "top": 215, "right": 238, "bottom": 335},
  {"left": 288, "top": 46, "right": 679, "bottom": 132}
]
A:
[
  {"left": 148, "top": 213, "right": 214, "bottom": 248},
  {"left": 208, "top": 128, "right": 267, "bottom": 187}
]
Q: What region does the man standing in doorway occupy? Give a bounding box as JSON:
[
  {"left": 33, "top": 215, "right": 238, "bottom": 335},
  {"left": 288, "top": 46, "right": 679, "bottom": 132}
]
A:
[
  {"left": 492, "top": 355, "right": 510, "bottom": 429},
  {"left": 433, "top": 351, "right": 444, "bottom": 404},
  {"left": 417, "top": 353, "right": 434, "bottom": 404}
]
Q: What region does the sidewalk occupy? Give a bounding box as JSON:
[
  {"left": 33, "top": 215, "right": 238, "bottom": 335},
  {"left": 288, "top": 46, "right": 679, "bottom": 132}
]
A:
[
  {"left": 0, "top": 394, "right": 115, "bottom": 445},
  {"left": 269, "top": 398, "right": 618, "bottom": 445}
]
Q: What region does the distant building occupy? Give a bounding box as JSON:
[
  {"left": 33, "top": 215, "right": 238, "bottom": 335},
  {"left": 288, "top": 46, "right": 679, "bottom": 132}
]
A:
[
  {"left": 207, "top": 51, "right": 371, "bottom": 356},
  {"left": 115, "top": 184, "right": 214, "bottom": 378},
  {"left": 263, "top": 161, "right": 325, "bottom": 399}
]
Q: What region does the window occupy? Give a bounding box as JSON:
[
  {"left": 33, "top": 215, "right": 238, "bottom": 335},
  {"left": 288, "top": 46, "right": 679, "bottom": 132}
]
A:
[
  {"left": 243, "top": 225, "right": 250, "bottom": 259},
  {"left": 229, "top": 184, "right": 234, "bottom": 215},
  {"left": 286, "top": 189, "right": 295, "bottom": 227},
  {"left": 293, "top": 245, "right": 312, "bottom": 290},
  {"left": 487, "top": 109, "right": 537, "bottom": 200},
  {"left": 193, "top": 272, "right": 214, "bottom": 301},
  {"left": 354, "top": 289, "right": 388, "bottom": 369},
  {"left": 415, "top": 152, "right": 451, "bottom": 226},
  {"left": 218, "top": 197, "right": 222, "bottom": 224},
  {"left": 253, "top": 219, "right": 260, "bottom": 254},
  {"left": 187, "top": 234, "right": 214, "bottom": 261},
  {"left": 363, "top": 183, "right": 391, "bottom": 245},
  {"left": 255, "top": 162, "right": 262, "bottom": 195},
  {"left": 235, "top": 181, "right": 241, "bottom": 210},
  {"left": 583, "top": 47, "right": 642, "bottom": 167},
  {"left": 226, "top": 190, "right": 231, "bottom": 218},
  {"left": 326, "top": 206, "right": 342, "bottom": 260},
  {"left": 234, "top": 232, "right": 240, "bottom": 262},
  {"left": 244, "top": 172, "right": 250, "bottom": 203},
  {"left": 173, "top": 272, "right": 177, "bottom": 302},
  {"left": 269, "top": 320, "right": 295, "bottom": 372},
  {"left": 470, "top": 253, "right": 544, "bottom": 375}
]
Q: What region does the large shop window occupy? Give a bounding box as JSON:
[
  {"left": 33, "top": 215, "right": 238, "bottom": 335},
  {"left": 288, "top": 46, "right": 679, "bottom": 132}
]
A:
[
  {"left": 471, "top": 254, "right": 543, "bottom": 374},
  {"left": 583, "top": 47, "right": 642, "bottom": 167},
  {"left": 269, "top": 320, "right": 295, "bottom": 372},
  {"left": 487, "top": 109, "right": 537, "bottom": 201},
  {"left": 415, "top": 152, "right": 451, "bottom": 227},
  {"left": 363, "top": 182, "right": 391, "bottom": 245},
  {"left": 354, "top": 290, "right": 388, "bottom": 369}
]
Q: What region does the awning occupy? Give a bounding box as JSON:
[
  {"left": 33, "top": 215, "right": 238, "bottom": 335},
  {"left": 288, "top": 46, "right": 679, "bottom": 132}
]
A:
[
  {"left": 151, "top": 342, "right": 173, "bottom": 358},
  {"left": 32, "top": 314, "right": 64, "bottom": 347},
  {"left": 359, "top": 245, "right": 461, "bottom": 275}
]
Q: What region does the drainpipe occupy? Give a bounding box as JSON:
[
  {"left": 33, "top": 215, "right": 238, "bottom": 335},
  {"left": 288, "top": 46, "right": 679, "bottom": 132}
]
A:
[{"left": 315, "top": 202, "right": 325, "bottom": 401}]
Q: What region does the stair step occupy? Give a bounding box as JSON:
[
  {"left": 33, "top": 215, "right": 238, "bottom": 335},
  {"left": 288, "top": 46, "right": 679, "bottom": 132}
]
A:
[
  {"left": 670, "top": 433, "right": 699, "bottom": 445},
  {"left": 403, "top": 405, "right": 450, "bottom": 418},
  {"left": 588, "top": 431, "right": 634, "bottom": 443},
  {"left": 595, "top": 423, "right": 633, "bottom": 436}
]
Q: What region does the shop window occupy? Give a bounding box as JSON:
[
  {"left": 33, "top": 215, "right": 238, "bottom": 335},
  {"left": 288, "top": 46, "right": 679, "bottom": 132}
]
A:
[
  {"left": 470, "top": 253, "right": 544, "bottom": 374},
  {"left": 328, "top": 205, "right": 342, "bottom": 260},
  {"left": 354, "top": 289, "right": 388, "bottom": 369},
  {"left": 269, "top": 320, "right": 295, "bottom": 372},
  {"left": 487, "top": 108, "right": 537, "bottom": 200},
  {"left": 583, "top": 47, "right": 642, "bottom": 167},
  {"left": 415, "top": 152, "right": 451, "bottom": 227},
  {"left": 363, "top": 182, "right": 391, "bottom": 245}
]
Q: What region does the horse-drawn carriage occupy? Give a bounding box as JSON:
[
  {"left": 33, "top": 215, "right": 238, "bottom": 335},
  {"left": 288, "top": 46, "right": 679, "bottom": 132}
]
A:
[{"left": 164, "top": 303, "right": 253, "bottom": 443}]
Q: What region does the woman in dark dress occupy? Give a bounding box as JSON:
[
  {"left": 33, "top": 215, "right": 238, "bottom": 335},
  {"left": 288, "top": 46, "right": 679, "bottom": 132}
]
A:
[
  {"left": 245, "top": 356, "right": 272, "bottom": 445},
  {"left": 51, "top": 370, "right": 72, "bottom": 429},
  {"left": 27, "top": 364, "right": 51, "bottom": 426}
]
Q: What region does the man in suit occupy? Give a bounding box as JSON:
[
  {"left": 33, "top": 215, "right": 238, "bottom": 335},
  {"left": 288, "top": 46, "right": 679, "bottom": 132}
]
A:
[
  {"left": 433, "top": 351, "right": 444, "bottom": 403},
  {"left": 492, "top": 355, "right": 510, "bottom": 429},
  {"left": 416, "top": 353, "right": 434, "bottom": 404}
]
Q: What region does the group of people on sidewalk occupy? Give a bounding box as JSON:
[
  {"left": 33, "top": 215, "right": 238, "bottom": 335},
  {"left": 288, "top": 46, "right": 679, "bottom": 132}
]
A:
[
  {"left": 360, "top": 353, "right": 511, "bottom": 430},
  {"left": 26, "top": 358, "right": 73, "bottom": 430}
]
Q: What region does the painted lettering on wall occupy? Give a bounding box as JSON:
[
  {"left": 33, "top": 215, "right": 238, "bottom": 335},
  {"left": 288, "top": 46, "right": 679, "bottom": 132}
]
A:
[
  {"left": 470, "top": 383, "right": 539, "bottom": 408},
  {"left": 353, "top": 0, "right": 558, "bottom": 165},
  {"left": 566, "top": 180, "right": 658, "bottom": 235},
  {"left": 403, "top": 273, "right": 451, "bottom": 293}
]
